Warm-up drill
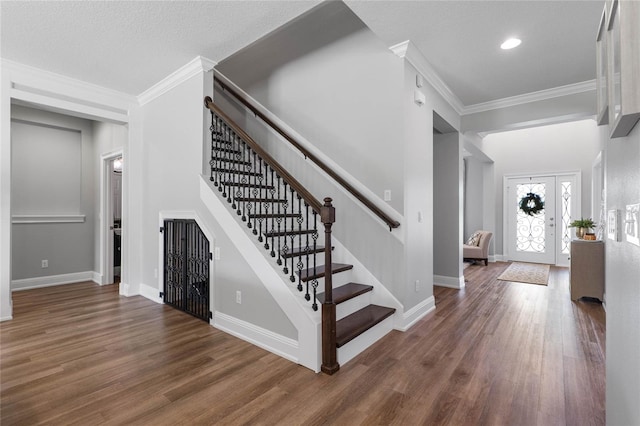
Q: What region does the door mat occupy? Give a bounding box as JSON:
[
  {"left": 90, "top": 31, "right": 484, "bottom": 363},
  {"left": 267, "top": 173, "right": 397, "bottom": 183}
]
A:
[{"left": 497, "top": 262, "right": 550, "bottom": 286}]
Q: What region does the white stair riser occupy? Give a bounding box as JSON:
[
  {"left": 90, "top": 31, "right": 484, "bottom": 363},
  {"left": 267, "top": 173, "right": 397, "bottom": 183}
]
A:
[{"left": 336, "top": 292, "right": 372, "bottom": 321}]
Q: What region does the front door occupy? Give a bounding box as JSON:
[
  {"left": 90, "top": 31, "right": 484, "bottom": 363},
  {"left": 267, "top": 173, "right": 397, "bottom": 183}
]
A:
[{"left": 506, "top": 176, "right": 556, "bottom": 264}]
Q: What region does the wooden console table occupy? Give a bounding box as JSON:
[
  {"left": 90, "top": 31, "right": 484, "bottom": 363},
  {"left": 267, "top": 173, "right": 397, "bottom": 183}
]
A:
[{"left": 570, "top": 240, "right": 604, "bottom": 302}]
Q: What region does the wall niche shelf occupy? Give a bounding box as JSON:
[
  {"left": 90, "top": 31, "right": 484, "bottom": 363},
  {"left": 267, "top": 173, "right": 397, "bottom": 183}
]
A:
[{"left": 606, "top": 0, "right": 640, "bottom": 138}]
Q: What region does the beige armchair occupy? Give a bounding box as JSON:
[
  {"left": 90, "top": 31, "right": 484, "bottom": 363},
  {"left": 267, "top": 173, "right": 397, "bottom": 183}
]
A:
[{"left": 463, "top": 231, "right": 493, "bottom": 266}]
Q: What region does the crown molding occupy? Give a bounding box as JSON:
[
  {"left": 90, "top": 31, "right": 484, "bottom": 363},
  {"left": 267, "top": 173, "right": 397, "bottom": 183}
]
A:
[
  {"left": 462, "top": 80, "right": 597, "bottom": 115},
  {"left": 390, "top": 40, "right": 465, "bottom": 115},
  {"left": 138, "top": 56, "right": 216, "bottom": 106},
  {"left": 388, "top": 41, "right": 597, "bottom": 117},
  {"left": 1, "top": 58, "right": 136, "bottom": 112}
]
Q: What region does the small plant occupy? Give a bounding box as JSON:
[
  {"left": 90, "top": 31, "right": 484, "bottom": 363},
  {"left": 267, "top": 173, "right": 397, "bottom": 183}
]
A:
[{"left": 569, "top": 218, "right": 596, "bottom": 229}]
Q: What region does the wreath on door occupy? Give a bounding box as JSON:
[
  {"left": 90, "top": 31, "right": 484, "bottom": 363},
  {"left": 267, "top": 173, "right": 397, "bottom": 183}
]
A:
[{"left": 519, "top": 192, "right": 545, "bottom": 216}]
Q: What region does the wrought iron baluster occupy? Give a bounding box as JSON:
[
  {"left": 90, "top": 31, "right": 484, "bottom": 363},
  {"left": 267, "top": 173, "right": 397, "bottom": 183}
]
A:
[
  {"left": 257, "top": 157, "right": 264, "bottom": 241},
  {"left": 280, "top": 182, "right": 289, "bottom": 271},
  {"left": 293, "top": 194, "right": 302, "bottom": 285},
  {"left": 311, "top": 211, "right": 319, "bottom": 311},
  {"left": 304, "top": 202, "right": 310, "bottom": 301},
  {"left": 209, "top": 112, "right": 216, "bottom": 184},
  {"left": 274, "top": 175, "right": 282, "bottom": 261}
]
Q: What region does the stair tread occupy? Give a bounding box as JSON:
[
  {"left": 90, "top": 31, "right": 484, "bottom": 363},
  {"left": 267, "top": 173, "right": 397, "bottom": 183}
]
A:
[
  {"left": 224, "top": 182, "right": 274, "bottom": 189},
  {"left": 316, "top": 282, "right": 373, "bottom": 304},
  {"left": 265, "top": 229, "right": 316, "bottom": 237},
  {"left": 336, "top": 305, "right": 396, "bottom": 348},
  {"left": 249, "top": 213, "right": 301, "bottom": 219},
  {"left": 298, "top": 263, "right": 353, "bottom": 282},
  {"left": 217, "top": 158, "right": 251, "bottom": 165},
  {"left": 212, "top": 168, "right": 261, "bottom": 177},
  {"left": 281, "top": 246, "right": 327, "bottom": 259},
  {"left": 235, "top": 197, "right": 286, "bottom": 203}
]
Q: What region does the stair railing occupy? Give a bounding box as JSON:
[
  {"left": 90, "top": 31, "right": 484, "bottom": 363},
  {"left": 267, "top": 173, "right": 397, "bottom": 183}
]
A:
[
  {"left": 204, "top": 96, "right": 339, "bottom": 374},
  {"left": 213, "top": 74, "right": 400, "bottom": 231}
]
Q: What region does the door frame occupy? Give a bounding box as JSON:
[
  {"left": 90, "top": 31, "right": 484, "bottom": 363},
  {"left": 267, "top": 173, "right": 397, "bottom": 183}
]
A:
[
  {"left": 100, "top": 150, "right": 123, "bottom": 286},
  {"left": 503, "top": 171, "right": 581, "bottom": 266}
]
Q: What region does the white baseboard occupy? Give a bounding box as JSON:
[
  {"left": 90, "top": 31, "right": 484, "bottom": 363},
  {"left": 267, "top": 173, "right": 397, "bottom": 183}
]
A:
[
  {"left": 493, "top": 254, "right": 506, "bottom": 262},
  {"left": 397, "top": 295, "right": 436, "bottom": 331},
  {"left": 139, "top": 282, "right": 163, "bottom": 304},
  {"left": 434, "top": 274, "right": 465, "bottom": 289},
  {"left": 11, "top": 271, "right": 95, "bottom": 291},
  {"left": 92, "top": 271, "right": 103, "bottom": 285},
  {"left": 214, "top": 311, "right": 299, "bottom": 365},
  {"left": 0, "top": 314, "right": 13, "bottom": 322}
]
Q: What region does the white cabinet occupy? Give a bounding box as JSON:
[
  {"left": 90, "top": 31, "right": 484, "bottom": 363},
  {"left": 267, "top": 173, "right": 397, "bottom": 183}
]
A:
[{"left": 605, "top": 0, "right": 640, "bottom": 138}]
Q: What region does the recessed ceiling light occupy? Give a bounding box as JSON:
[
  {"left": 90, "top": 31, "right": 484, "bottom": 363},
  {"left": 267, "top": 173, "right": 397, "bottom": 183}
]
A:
[{"left": 501, "top": 38, "right": 522, "bottom": 50}]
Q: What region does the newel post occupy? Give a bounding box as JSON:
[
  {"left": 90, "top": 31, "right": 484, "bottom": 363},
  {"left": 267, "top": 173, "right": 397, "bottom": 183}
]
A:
[{"left": 320, "top": 197, "right": 339, "bottom": 375}]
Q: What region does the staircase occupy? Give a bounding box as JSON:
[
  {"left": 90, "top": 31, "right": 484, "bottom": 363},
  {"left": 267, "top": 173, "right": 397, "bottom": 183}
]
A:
[{"left": 204, "top": 96, "right": 396, "bottom": 374}]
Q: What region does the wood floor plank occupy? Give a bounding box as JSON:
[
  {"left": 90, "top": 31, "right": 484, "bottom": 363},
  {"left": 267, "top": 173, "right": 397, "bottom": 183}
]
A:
[{"left": 1, "top": 263, "right": 605, "bottom": 425}]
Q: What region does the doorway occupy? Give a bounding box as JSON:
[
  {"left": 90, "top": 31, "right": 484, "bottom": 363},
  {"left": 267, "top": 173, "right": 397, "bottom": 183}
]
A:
[
  {"left": 505, "top": 172, "right": 580, "bottom": 266},
  {"left": 101, "top": 151, "right": 124, "bottom": 286}
]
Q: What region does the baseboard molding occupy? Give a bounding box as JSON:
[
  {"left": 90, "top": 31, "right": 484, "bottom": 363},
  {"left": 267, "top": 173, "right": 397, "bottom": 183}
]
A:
[
  {"left": 11, "top": 271, "right": 96, "bottom": 291},
  {"left": 434, "top": 274, "right": 465, "bottom": 289},
  {"left": 139, "top": 282, "right": 162, "bottom": 304},
  {"left": 92, "top": 271, "right": 103, "bottom": 285},
  {"left": 214, "top": 312, "right": 299, "bottom": 365},
  {"left": 493, "top": 254, "right": 506, "bottom": 262},
  {"left": 397, "top": 295, "right": 436, "bottom": 331}
]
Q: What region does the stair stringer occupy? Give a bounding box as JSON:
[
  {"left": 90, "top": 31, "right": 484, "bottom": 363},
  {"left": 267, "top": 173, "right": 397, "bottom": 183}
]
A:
[{"left": 199, "top": 176, "right": 322, "bottom": 372}]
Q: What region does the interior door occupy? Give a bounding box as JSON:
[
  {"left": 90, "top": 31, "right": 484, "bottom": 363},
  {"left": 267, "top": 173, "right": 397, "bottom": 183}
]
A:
[{"left": 507, "top": 176, "right": 556, "bottom": 264}]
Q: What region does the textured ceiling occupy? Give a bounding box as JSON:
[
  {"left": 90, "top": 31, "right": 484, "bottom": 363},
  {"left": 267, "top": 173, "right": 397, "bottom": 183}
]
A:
[
  {"left": 1, "top": 1, "right": 604, "bottom": 107},
  {"left": 0, "top": 1, "right": 320, "bottom": 95}
]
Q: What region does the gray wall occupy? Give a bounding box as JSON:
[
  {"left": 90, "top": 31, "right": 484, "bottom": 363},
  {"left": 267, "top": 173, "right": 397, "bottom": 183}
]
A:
[
  {"left": 433, "top": 131, "right": 462, "bottom": 279},
  {"left": 215, "top": 2, "right": 411, "bottom": 305},
  {"left": 464, "top": 157, "right": 485, "bottom": 240},
  {"left": 481, "top": 119, "right": 601, "bottom": 256},
  {"left": 10, "top": 106, "right": 95, "bottom": 283},
  {"left": 217, "top": 1, "right": 405, "bottom": 214},
  {"left": 604, "top": 122, "right": 640, "bottom": 426}
]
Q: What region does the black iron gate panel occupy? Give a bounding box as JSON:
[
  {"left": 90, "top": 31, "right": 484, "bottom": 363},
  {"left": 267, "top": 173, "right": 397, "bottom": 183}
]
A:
[{"left": 163, "top": 219, "right": 211, "bottom": 322}]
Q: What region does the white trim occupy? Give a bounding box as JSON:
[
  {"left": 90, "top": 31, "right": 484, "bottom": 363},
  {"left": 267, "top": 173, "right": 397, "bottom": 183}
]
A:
[
  {"left": 433, "top": 274, "right": 465, "bottom": 289},
  {"left": 214, "top": 311, "right": 299, "bottom": 365},
  {"left": 463, "top": 80, "right": 597, "bottom": 115},
  {"left": 139, "top": 282, "right": 163, "bottom": 304},
  {"left": 138, "top": 56, "right": 216, "bottom": 106},
  {"left": 92, "top": 271, "right": 102, "bottom": 285},
  {"left": 390, "top": 40, "right": 465, "bottom": 115},
  {"left": 11, "top": 215, "right": 85, "bottom": 224},
  {"left": 396, "top": 296, "right": 436, "bottom": 331},
  {"left": 199, "top": 176, "right": 320, "bottom": 372},
  {"left": 11, "top": 271, "right": 96, "bottom": 291}
]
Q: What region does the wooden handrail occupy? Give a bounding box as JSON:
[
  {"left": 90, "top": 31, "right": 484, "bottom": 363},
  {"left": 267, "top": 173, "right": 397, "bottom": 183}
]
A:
[
  {"left": 214, "top": 76, "right": 401, "bottom": 230},
  {"left": 204, "top": 96, "right": 323, "bottom": 213}
]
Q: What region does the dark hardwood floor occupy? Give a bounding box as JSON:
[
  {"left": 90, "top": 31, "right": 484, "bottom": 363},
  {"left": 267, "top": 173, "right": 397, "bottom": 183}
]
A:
[{"left": 0, "top": 262, "right": 605, "bottom": 425}]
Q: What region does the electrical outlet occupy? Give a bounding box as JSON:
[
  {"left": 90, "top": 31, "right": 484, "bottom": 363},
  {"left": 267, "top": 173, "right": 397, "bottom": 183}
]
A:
[
  {"left": 41, "top": 259, "right": 48, "bottom": 268},
  {"left": 384, "top": 190, "right": 392, "bottom": 201},
  {"left": 236, "top": 290, "right": 242, "bottom": 304},
  {"left": 415, "top": 280, "right": 420, "bottom": 291}
]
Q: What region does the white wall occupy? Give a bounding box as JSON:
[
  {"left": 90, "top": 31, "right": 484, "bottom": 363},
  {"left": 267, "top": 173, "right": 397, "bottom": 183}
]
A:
[
  {"left": 10, "top": 106, "right": 95, "bottom": 286},
  {"left": 139, "top": 70, "right": 297, "bottom": 339},
  {"left": 603, "top": 122, "right": 640, "bottom": 426},
  {"left": 481, "top": 119, "right": 601, "bottom": 256}
]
